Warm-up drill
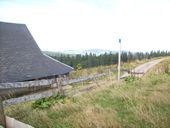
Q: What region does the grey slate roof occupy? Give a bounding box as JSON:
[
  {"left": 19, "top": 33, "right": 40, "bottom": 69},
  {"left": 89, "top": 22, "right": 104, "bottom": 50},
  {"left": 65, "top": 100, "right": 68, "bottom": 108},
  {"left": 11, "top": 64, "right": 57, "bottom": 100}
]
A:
[{"left": 0, "top": 21, "right": 73, "bottom": 83}]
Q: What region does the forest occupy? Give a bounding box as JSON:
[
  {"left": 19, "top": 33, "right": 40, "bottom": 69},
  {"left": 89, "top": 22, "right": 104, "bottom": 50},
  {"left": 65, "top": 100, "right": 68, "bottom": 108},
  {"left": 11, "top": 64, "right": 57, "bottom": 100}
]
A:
[{"left": 46, "top": 50, "right": 170, "bottom": 69}]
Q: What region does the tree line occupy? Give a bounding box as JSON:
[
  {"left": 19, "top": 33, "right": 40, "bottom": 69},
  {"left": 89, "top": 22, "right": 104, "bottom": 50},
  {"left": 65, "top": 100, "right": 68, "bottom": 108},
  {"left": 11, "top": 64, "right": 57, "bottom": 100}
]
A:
[{"left": 46, "top": 51, "right": 170, "bottom": 69}]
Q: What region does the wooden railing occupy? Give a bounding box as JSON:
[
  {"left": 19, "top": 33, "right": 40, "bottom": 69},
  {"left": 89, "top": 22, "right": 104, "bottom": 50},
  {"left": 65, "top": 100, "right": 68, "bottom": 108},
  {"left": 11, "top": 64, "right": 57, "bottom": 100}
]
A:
[
  {"left": 0, "top": 72, "right": 111, "bottom": 127},
  {"left": 0, "top": 69, "right": 129, "bottom": 127}
]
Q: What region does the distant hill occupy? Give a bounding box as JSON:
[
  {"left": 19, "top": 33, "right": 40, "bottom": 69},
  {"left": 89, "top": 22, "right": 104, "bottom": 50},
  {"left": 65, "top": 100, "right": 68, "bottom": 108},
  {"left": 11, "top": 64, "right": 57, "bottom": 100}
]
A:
[
  {"left": 43, "top": 51, "right": 71, "bottom": 56},
  {"left": 44, "top": 49, "right": 118, "bottom": 56}
]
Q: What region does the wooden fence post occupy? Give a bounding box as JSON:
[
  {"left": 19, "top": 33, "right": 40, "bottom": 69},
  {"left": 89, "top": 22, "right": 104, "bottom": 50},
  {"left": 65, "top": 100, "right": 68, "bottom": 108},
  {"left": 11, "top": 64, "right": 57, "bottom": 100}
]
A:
[
  {"left": 0, "top": 97, "right": 6, "bottom": 128},
  {"left": 55, "top": 77, "right": 64, "bottom": 96}
]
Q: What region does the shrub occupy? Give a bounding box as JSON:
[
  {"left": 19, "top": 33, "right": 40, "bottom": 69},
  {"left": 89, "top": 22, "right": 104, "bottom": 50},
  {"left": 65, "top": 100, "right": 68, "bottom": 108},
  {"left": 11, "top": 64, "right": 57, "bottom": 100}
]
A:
[
  {"left": 32, "top": 93, "right": 66, "bottom": 109},
  {"left": 124, "top": 76, "right": 141, "bottom": 83}
]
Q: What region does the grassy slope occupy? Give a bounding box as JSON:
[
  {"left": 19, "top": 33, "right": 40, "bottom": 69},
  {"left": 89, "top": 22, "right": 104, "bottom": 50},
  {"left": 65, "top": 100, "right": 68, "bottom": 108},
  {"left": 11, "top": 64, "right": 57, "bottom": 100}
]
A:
[
  {"left": 5, "top": 58, "right": 170, "bottom": 128},
  {"left": 69, "top": 58, "right": 153, "bottom": 79}
]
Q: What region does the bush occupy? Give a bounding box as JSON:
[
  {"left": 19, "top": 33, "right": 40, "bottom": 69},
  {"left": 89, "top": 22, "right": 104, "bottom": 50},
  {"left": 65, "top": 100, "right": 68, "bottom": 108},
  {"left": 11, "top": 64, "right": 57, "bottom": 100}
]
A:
[
  {"left": 32, "top": 93, "right": 66, "bottom": 109},
  {"left": 124, "top": 76, "right": 141, "bottom": 83},
  {"left": 76, "top": 63, "right": 82, "bottom": 70}
]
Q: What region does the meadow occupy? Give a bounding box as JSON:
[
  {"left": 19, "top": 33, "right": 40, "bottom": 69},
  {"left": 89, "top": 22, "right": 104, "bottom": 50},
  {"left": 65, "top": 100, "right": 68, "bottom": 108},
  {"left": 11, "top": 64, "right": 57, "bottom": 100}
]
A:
[{"left": 5, "top": 58, "right": 170, "bottom": 128}]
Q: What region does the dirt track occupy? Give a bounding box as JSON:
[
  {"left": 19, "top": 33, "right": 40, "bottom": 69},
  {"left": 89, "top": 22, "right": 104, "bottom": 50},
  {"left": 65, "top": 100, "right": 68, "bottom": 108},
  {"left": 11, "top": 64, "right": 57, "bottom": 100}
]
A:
[{"left": 121, "top": 59, "right": 164, "bottom": 78}]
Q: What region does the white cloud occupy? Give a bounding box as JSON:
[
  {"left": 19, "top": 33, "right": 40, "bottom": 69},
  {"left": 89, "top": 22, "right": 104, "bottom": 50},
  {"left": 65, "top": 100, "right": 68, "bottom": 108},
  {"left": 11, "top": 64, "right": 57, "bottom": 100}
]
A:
[{"left": 0, "top": 0, "right": 170, "bottom": 52}]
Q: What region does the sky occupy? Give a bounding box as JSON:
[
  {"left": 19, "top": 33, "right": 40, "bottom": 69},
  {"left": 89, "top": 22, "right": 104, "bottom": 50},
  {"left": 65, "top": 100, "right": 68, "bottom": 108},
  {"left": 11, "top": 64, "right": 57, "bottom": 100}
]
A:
[{"left": 0, "top": 0, "right": 170, "bottom": 52}]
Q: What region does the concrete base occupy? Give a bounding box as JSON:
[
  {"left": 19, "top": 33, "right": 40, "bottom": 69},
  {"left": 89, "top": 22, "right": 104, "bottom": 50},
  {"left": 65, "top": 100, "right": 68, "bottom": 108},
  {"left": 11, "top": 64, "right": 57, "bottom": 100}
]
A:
[{"left": 6, "top": 116, "right": 33, "bottom": 128}]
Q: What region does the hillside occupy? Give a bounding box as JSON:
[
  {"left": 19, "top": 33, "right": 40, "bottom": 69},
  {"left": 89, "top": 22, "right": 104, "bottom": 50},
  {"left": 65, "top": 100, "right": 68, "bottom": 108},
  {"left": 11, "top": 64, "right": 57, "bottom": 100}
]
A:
[
  {"left": 44, "top": 50, "right": 170, "bottom": 69},
  {"left": 5, "top": 58, "right": 170, "bottom": 128}
]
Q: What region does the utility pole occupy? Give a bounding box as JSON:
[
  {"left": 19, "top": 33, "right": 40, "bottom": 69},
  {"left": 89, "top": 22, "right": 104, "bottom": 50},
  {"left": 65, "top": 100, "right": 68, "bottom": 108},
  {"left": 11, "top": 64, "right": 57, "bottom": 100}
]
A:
[{"left": 118, "top": 38, "right": 121, "bottom": 81}]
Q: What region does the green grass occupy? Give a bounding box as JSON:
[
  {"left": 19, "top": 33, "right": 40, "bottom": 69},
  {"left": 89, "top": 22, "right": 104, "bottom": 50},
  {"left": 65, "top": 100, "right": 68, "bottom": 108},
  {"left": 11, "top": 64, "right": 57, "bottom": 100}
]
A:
[
  {"left": 5, "top": 58, "right": 170, "bottom": 128},
  {"left": 69, "top": 58, "right": 151, "bottom": 79}
]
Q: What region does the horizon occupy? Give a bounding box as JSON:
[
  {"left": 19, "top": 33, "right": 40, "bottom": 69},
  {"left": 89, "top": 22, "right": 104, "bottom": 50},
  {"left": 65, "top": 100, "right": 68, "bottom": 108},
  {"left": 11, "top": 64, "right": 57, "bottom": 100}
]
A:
[
  {"left": 43, "top": 48, "right": 170, "bottom": 54},
  {"left": 0, "top": 0, "right": 170, "bottom": 52}
]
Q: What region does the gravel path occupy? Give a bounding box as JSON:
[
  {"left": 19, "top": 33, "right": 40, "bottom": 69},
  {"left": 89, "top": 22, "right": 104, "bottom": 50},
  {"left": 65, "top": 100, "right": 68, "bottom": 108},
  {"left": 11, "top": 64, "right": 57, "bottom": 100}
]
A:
[{"left": 121, "top": 59, "right": 164, "bottom": 78}]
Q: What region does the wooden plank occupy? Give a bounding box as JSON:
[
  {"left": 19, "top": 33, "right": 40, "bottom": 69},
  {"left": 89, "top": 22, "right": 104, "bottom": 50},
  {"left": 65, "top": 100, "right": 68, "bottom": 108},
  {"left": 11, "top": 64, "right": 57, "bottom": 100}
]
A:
[
  {"left": 0, "top": 78, "right": 55, "bottom": 89},
  {"left": 0, "top": 97, "right": 6, "bottom": 128},
  {"left": 3, "top": 88, "right": 59, "bottom": 107},
  {"left": 0, "top": 73, "right": 108, "bottom": 89},
  {"left": 0, "top": 86, "right": 50, "bottom": 100},
  {"left": 129, "top": 72, "right": 144, "bottom": 74}
]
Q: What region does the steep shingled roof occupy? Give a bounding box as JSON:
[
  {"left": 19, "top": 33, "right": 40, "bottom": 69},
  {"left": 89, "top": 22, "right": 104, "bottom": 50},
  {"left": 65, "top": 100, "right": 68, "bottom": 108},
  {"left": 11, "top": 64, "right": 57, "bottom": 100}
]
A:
[{"left": 0, "top": 21, "right": 73, "bottom": 83}]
